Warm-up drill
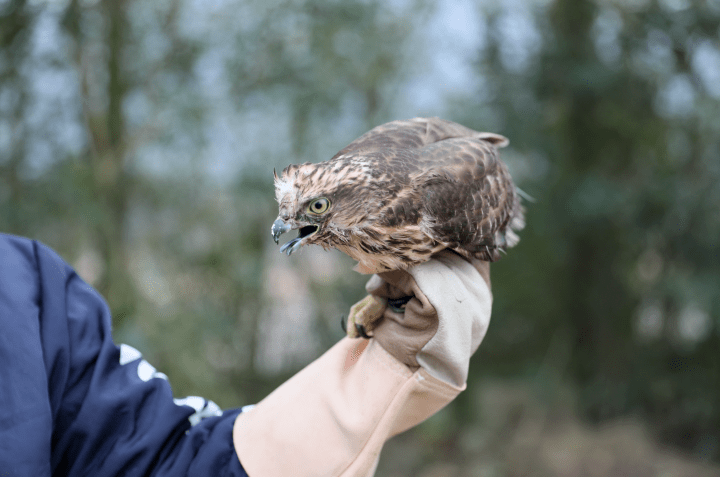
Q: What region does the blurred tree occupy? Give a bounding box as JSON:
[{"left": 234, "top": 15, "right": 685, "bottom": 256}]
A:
[
  {"left": 0, "top": 0, "right": 31, "bottom": 231},
  {"left": 467, "top": 0, "right": 720, "bottom": 461},
  {"left": 0, "top": 0, "right": 424, "bottom": 407}
]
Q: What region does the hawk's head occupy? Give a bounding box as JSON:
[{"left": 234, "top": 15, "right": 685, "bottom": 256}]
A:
[{"left": 271, "top": 159, "right": 380, "bottom": 255}]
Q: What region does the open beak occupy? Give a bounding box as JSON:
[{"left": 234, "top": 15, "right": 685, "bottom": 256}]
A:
[{"left": 271, "top": 218, "right": 319, "bottom": 256}]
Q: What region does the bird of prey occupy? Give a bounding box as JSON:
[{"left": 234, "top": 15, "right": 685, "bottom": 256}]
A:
[{"left": 271, "top": 117, "right": 525, "bottom": 275}]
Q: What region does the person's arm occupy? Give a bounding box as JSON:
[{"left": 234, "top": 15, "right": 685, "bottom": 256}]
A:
[
  {"left": 233, "top": 250, "right": 492, "bottom": 476},
  {"left": 0, "top": 233, "right": 249, "bottom": 477}
]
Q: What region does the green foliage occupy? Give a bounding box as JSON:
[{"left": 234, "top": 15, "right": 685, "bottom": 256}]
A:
[{"left": 475, "top": 0, "right": 720, "bottom": 460}]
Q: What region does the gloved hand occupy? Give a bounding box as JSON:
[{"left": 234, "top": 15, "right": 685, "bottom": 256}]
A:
[
  {"left": 233, "top": 251, "right": 492, "bottom": 476},
  {"left": 347, "top": 251, "right": 491, "bottom": 386},
  {"left": 366, "top": 252, "right": 491, "bottom": 374}
]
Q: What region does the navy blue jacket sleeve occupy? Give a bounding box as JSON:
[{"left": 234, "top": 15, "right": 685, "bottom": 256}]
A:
[{"left": 0, "top": 234, "right": 248, "bottom": 477}]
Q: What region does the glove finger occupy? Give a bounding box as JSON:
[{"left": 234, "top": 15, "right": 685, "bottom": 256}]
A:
[
  {"left": 365, "top": 271, "right": 412, "bottom": 299},
  {"left": 365, "top": 270, "right": 438, "bottom": 369},
  {"left": 367, "top": 270, "right": 437, "bottom": 315}
]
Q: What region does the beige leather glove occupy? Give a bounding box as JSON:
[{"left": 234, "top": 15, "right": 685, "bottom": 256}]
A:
[
  {"left": 233, "top": 251, "right": 492, "bottom": 476},
  {"left": 364, "top": 251, "right": 491, "bottom": 388}
]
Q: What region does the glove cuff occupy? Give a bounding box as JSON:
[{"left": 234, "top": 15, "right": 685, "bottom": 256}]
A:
[{"left": 233, "top": 337, "right": 463, "bottom": 477}]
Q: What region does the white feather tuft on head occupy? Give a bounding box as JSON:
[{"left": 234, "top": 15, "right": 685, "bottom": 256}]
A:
[{"left": 274, "top": 174, "right": 296, "bottom": 203}]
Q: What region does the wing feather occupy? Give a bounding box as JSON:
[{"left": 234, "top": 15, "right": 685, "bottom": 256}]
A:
[
  {"left": 331, "top": 117, "right": 508, "bottom": 159},
  {"left": 412, "top": 137, "right": 520, "bottom": 262}
]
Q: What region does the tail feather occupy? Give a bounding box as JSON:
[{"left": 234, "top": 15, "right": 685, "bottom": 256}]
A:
[{"left": 501, "top": 187, "right": 526, "bottom": 250}]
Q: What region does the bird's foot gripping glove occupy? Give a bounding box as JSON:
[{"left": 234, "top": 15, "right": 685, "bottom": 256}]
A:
[{"left": 233, "top": 251, "right": 492, "bottom": 477}]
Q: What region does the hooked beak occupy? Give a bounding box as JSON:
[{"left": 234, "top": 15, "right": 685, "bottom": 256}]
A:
[
  {"left": 271, "top": 219, "right": 292, "bottom": 244},
  {"left": 271, "top": 218, "right": 319, "bottom": 256}
]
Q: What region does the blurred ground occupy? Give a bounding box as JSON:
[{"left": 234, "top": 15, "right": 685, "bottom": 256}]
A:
[{"left": 380, "top": 381, "right": 720, "bottom": 477}]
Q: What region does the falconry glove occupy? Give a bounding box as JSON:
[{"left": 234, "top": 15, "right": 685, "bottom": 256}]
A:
[
  {"left": 361, "top": 250, "right": 491, "bottom": 385},
  {"left": 232, "top": 251, "right": 492, "bottom": 476}
]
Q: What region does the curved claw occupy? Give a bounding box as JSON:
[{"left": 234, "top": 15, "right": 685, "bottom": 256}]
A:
[{"left": 355, "top": 323, "right": 372, "bottom": 339}]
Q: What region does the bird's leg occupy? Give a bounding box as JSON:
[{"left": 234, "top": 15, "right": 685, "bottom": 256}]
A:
[{"left": 346, "top": 295, "right": 385, "bottom": 339}]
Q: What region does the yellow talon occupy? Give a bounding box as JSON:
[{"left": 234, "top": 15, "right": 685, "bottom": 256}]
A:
[{"left": 346, "top": 294, "right": 385, "bottom": 338}]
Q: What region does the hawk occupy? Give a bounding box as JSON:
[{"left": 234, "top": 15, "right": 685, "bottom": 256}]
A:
[{"left": 271, "top": 117, "right": 525, "bottom": 275}]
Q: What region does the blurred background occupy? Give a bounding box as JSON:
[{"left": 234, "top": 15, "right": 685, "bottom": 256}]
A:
[{"left": 2, "top": 0, "right": 720, "bottom": 475}]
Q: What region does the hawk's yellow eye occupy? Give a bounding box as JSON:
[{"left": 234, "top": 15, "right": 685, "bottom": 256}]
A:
[{"left": 307, "top": 197, "right": 330, "bottom": 215}]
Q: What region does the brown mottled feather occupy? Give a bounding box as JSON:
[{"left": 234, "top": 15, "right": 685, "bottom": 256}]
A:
[{"left": 274, "top": 117, "right": 525, "bottom": 274}]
